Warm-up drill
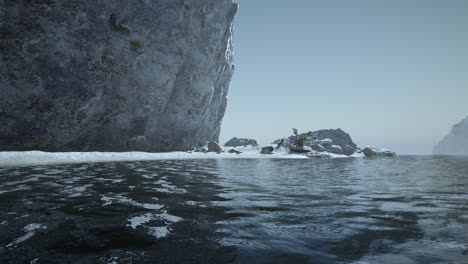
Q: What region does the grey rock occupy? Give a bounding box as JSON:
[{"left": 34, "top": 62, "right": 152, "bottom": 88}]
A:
[
  {"left": 342, "top": 145, "right": 357, "bottom": 156},
  {"left": 362, "top": 147, "right": 396, "bottom": 157},
  {"left": 326, "top": 144, "right": 343, "bottom": 154},
  {"left": 260, "top": 146, "right": 274, "bottom": 154},
  {"left": 289, "top": 146, "right": 312, "bottom": 153},
  {"left": 310, "top": 143, "right": 325, "bottom": 152},
  {"left": 228, "top": 149, "right": 241, "bottom": 154},
  {"left": 274, "top": 138, "right": 291, "bottom": 149},
  {"left": 224, "top": 137, "right": 258, "bottom": 147},
  {"left": 0, "top": 0, "right": 237, "bottom": 151},
  {"left": 274, "top": 128, "right": 358, "bottom": 156},
  {"left": 207, "top": 142, "right": 222, "bottom": 153},
  {"left": 433, "top": 116, "right": 468, "bottom": 155}
]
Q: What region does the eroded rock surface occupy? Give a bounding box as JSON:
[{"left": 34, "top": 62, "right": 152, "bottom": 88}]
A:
[{"left": 0, "top": 0, "right": 237, "bottom": 151}]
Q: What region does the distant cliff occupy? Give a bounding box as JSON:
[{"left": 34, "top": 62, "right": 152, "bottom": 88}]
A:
[
  {"left": 0, "top": 0, "right": 237, "bottom": 151},
  {"left": 434, "top": 117, "right": 468, "bottom": 155}
]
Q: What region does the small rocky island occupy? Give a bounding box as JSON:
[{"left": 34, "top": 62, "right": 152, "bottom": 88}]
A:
[{"left": 433, "top": 116, "right": 468, "bottom": 155}]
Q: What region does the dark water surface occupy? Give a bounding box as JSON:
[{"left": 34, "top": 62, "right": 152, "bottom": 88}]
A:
[{"left": 0, "top": 156, "right": 467, "bottom": 263}]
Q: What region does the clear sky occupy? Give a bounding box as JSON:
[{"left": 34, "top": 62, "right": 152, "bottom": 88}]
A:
[{"left": 220, "top": 0, "right": 468, "bottom": 154}]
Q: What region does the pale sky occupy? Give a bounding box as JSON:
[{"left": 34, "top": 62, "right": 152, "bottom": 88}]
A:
[{"left": 220, "top": 0, "right": 468, "bottom": 154}]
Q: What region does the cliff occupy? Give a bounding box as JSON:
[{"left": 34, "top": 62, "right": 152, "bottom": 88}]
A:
[
  {"left": 0, "top": 0, "right": 237, "bottom": 151},
  {"left": 433, "top": 117, "right": 468, "bottom": 155}
]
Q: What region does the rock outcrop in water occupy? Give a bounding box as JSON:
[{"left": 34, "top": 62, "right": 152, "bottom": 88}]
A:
[
  {"left": 274, "top": 128, "right": 359, "bottom": 155},
  {"left": 273, "top": 128, "right": 397, "bottom": 157},
  {"left": 0, "top": 0, "right": 237, "bottom": 151},
  {"left": 207, "top": 141, "right": 222, "bottom": 153},
  {"left": 433, "top": 116, "right": 468, "bottom": 155},
  {"left": 224, "top": 137, "right": 258, "bottom": 147},
  {"left": 362, "top": 146, "right": 396, "bottom": 157}
]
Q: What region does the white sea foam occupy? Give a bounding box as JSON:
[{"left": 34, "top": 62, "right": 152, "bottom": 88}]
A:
[
  {"left": 154, "top": 211, "right": 183, "bottom": 223},
  {"left": 63, "top": 184, "right": 94, "bottom": 198},
  {"left": 101, "top": 194, "right": 164, "bottom": 210},
  {"left": 148, "top": 226, "right": 170, "bottom": 239},
  {"left": 6, "top": 223, "right": 46, "bottom": 247},
  {"left": 127, "top": 213, "right": 154, "bottom": 229},
  {"left": 0, "top": 147, "right": 321, "bottom": 167},
  {"left": 127, "top": 211, "right": 182, "bottom": 240}
]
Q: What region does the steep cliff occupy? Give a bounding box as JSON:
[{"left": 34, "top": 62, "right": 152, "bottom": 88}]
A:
[
  {"left": 0, "top": 0, "right": 237, "bottom": 151},
  {"left": 433, "top": 117, "right": 468, "bottom": 155}
]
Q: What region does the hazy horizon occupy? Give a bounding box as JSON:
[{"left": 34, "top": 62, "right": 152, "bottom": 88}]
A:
[{"left": 220, "top": 0, "right": 468, "bottom": 154}]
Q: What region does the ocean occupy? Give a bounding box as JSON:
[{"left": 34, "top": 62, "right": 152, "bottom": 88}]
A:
[{"left": 0, "top": 156, "right": 467, "bottom": 263}]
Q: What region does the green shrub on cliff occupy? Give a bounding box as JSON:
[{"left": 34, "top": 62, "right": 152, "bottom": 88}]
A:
[{"left": 109, "top": 14, "right": 131, "bottom": 36}]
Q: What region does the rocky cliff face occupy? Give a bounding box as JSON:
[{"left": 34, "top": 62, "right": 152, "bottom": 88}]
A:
[
  {"left": 434, "top": 117, "right": 468, "bottom": 155},
  {"left": 0, "top": 0, "right": 237, "bottom": 151}
]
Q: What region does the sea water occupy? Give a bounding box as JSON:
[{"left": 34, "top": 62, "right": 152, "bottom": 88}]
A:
[{"left": 0, "top": 156, "right": 467, "bottom": 263}]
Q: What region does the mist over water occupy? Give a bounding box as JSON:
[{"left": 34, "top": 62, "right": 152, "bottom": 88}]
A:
[{"left": 0, "top": 156, "right": 467, "bottom": 263}]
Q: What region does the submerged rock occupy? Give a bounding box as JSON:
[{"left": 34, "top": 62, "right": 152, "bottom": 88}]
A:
[
  {"left": 0, "top": 0, "right": 237, "bottom": 151},
  {"left": 433, "top": 116, "right": 468, "bottom": 155},
  {"left": 260, "top": 146, "right": 274, "bottom": 154},
  {"left": 207, "top": 142, "right": 222, "bottom": 153},
  {"left": 224, "top": 137, "right": 258, "bottom": 147},
  {"left": 362, "top": 147, "right": 396, "bottom": 157}
]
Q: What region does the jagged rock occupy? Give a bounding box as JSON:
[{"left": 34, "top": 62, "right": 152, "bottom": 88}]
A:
[
  {"left": 310, "top": 144, "right": 326, "bottom": 152},
  {"left": 0, "top": 0, "right": 237, "bottom": 151},
  {"left": 229, "top": 149, "right": 241, "bottom": 154},
  {"left": 274, "top": 128, "right": 358, "bottom": 156},
  {"left": 326, "top": 145, "right": 343, "bottom": 154},
  {"left": 207, "top": 142, "right": 222, "bottom": 153},
  {"left": 433, "top": 116, "right": 468, "bottom": 155},
  {"left": 362, "top": 147, "right": 396, "bottom": 157},
  {"left": 260, "top": 146, "right": 274, "bottom": 154},
  {"left": 274, "top": 138, "right": 291, "bottom": 148},
  {"left": 342, "top": 145, "right": 357, "bottom": 156},
  {"left": 289, "top": 146, "right": 312, "bottom": 153},
  {"left": 224, "top": 137, "right": 258, "bottom": 147}
]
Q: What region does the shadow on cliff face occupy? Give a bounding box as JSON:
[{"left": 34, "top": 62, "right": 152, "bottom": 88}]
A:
[{"left": 0, "top": 160, "right": 237, "bottom": 264}]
